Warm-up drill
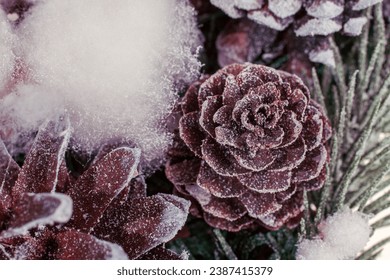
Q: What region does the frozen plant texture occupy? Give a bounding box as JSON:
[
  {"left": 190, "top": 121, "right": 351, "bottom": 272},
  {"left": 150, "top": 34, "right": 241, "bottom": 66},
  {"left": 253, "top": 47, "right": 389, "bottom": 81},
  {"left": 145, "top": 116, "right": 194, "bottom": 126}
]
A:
[
  {"left": 0, "top": 8, "right": 15, "bottom": 95},
  {"left": 296, "top": 207, "right": 372, "bottom": 260},
  {"left": 0, "top": 120, "right": 190, "bottom": 260},
  {"left": 166, "top": 63, "right": 332, "bottom": 232},
  {"left": 0, "top": 0, "right": 202, "bottom": 168}
]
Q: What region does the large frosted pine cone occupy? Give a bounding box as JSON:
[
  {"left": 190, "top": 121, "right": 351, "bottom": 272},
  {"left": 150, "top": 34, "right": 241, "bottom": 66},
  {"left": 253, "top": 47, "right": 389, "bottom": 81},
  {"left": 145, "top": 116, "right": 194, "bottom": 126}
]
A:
[{"left": 166, "top": 63, "right": 332, "bottom": 232}]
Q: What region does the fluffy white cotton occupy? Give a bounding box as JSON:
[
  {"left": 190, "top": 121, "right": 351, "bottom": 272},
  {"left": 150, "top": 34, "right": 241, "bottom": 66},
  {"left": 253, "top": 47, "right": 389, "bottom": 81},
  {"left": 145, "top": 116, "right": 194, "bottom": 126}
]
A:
[
  {"left": 1, "top": 0, "right": 202, "bottom": 168},
  {"left": 296, "top": 208, "right": 371, "bottom": 260},
  {"left": 0, "top": 8, "right": 15, "bottom": 95}
]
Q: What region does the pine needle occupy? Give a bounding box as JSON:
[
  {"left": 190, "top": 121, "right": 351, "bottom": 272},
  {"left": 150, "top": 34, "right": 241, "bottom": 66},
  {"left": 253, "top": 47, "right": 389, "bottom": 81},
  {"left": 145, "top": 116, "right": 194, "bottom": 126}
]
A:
[
  {"left": 213, "top": 229, "right": 238, "bottom": 260},
  {"left": 357, "top": 237, "right": 390, "bottom": 260},
  {"left": 334, "top": 98, "right": 382, "bottom": 212},
  {"left": 312, "top": 67, "right": 327, "bottom": 114}
]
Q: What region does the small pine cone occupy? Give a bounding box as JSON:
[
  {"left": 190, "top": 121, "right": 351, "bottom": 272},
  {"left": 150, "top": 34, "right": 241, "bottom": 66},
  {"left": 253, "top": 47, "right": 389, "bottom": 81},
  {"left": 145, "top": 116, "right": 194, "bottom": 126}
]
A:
[
  {"left": 166, "top": 63, "right": 332, "bottom": 232},
  {"left": 210, "top": 0, "right": 382, "bottom": 66},
  {"left": 216, "top": 18, "right": 278, "bottom": 67}
]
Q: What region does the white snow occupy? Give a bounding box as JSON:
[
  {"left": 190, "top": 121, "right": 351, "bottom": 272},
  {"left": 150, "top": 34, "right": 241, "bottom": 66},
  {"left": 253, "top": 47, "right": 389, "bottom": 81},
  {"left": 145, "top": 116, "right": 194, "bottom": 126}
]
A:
[
  {"left": 305, "top": 1, "right": 343, "bottom": 19},
  {"left": 343, "top": 17, "right": 368, "bottom": 36},
  {"left": 296, "top": 207, "right": 371, "bottom": 260},
  {"left": 295, "top": 18, "right": 342, "bottom": 36},
  {"left": 210, "top": 0, "right": 245, "bottom": 18},
  {"left": 0, "top": 8, "right": 16, "bottom": 96},
  {"left": 1, "top": 0, "right": 202, "bottom": 168},
  {"left": 248, "top": 9, "right": 292, "bottom": 31},
  {"left": 268, "top": 0, "right": 302, "bottom": 19},
  {"left": 352, "top": 0, "right": 383, "bottom": 11},
  {"left": 309, "top": 48, "right": 336, "bottom": 68}
]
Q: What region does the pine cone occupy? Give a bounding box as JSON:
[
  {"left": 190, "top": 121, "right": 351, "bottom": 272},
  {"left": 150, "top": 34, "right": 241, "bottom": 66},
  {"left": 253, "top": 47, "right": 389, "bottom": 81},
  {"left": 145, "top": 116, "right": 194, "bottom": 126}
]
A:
[
  {"left": 166, "top": 63, "right": 331, "bottom": 232},
  {"left": 0, "top": 119, "right": 190, "bottom": 260},
  {"left": 210, "top": 0, "right": 382, "bottom": 66}
]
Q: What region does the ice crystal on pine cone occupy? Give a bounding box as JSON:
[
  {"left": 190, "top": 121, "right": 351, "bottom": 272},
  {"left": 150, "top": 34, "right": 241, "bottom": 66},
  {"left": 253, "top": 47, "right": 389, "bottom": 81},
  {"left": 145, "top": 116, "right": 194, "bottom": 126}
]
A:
[
  {"left": 166, "top": 63, "right": 332, "bottom": 232},
  {"left": 210, "top": 0, "right": 382, "bottom": 66},
  {"left": 0, "top": 0, "right": 203, "bottom": 169},
  {"left": 0, "top": 119, "right": 190, "bottom": 260}
]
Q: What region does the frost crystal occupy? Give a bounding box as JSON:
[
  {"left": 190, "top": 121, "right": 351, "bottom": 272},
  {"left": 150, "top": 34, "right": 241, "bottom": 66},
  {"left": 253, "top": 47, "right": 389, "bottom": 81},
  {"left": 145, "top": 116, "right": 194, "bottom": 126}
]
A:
[
  {"left": 1, "top": 0, "right": 202, "bottom": 168},
  {"left": 296, "top": 207, "right": 372, "bottom": 260},
  {"left": 0, "top": 8, "right": 15, "bottom": 95}
]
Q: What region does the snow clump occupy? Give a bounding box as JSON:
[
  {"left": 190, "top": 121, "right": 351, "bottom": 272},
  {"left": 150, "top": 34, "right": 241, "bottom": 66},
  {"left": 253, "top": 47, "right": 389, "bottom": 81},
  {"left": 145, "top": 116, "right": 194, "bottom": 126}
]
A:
[
  {"left": 0, "top": 0, "right": 203, "bottom": 168},
  {"left": 296, "top": 207, "right": 372, "bottom": 260}
]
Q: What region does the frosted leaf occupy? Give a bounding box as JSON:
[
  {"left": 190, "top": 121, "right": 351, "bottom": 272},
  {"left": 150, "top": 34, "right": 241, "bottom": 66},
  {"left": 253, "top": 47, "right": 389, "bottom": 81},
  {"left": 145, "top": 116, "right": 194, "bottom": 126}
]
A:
[
  {"left": 55, "top": 230, "right": 128, "bottom": 260},
  {"left": 305, "top": 0, "right": 344, "bottom": 19},
  {"left": 295, "top": 17, "right": 342, "bottom": 36},
  {"left": 5, "top": 0, "right": 202, "bottom": 168},
  {"left": 296, "top": 208, "right": 371, "bottom": 259},
  {"left": 309, "top": 48, "right": 336, "bottom": 68},
  {"left": 138, "top": 246, "right": 186, "bottom": 260},
  {"left": 352, "top": 0, "right": 383, "bottom": 11},
  {"left": 343, "top": 17, "right": 368, "bottom": 36},
  {"left": 0, "top": 140, "right": 20, "bottom": 215},
  {"left": 2, "top": 192, "right": 72, "bottom": 238},
  {"left": 118, "top": 194, "right": 189, "bottom": 259},
  {"left": 237, "top": 170, "right": 291, "bottom": 193},
  {"left": 210, "top": 0, "right": 245, "bottom": 18},
  {"left": 0, "top": 8, "right": 15, "bottom": 95},
  {"left": 268, "top": 0, "right": 302, "bottom": 19},
  {"left": 67, "top": 147, "right": 141, "bottom": 232},
  {"left": 12, "top": 118, "right": 71, "bottom": 195},
  {"left": 248, "top": 8, "right": 293, "bottom": 30}
]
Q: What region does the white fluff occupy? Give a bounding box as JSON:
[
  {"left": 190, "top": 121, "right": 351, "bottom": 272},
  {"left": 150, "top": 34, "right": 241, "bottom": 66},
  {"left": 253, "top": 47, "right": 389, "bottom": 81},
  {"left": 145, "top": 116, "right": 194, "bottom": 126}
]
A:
[
  {"left": 0, "top": 8, "right": 15, "bottom": 95},
  {"left": 1, "top": 0, "right": 202, "bottom": 168},
  {"left": 296, "top": 207, "right": 371, "bottom": 260}
]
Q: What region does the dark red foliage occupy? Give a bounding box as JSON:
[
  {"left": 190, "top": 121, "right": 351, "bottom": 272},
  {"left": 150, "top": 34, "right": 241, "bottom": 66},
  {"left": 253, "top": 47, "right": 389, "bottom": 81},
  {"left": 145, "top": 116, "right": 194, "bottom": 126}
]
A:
[{"left": 0, "top": 120, "right": 190, "bottom": 260}]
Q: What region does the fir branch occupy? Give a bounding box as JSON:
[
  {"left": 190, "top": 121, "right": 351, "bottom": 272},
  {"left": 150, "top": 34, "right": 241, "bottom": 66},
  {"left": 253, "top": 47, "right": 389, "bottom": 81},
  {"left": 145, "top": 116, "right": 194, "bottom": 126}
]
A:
[
  {"left": 358, "top": 42, "right": 382, "bottom": 102},
  {"left": 372, "top": 4, "right": 387, "bottom": 92},
  {"left": 213, "top": 229, "right": 238, "bottom": 260},
  {"left": 330, "top": 38, "right": 347, "bottom": 98},
  {"left": 357, "top": 159, "right": 390, "bottom": 212},
  {"left": 349, "top": 177, "right": 390, "bottom": 208},
  {"left": 356, "top": 237, "right": 390, "bottom": 260},
  {"left": 371, "top": 213, "right": 390, "bottom": 229},
  {"left": 312, "top": 67, "right": 327, "bottom": 114},
  {"left": 334, "top": 98, "right": 382, "bottom": 212}
]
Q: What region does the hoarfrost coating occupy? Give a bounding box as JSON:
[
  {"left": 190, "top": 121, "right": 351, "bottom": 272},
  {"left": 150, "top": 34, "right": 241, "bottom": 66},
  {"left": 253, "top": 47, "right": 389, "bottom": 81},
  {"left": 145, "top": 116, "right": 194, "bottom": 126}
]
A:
[
  {"left": 296, "top": 207, "right": 372, "bottom": 260},
  {"left": 0, "top": 0, "right": 203, "bottom": 168}
]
